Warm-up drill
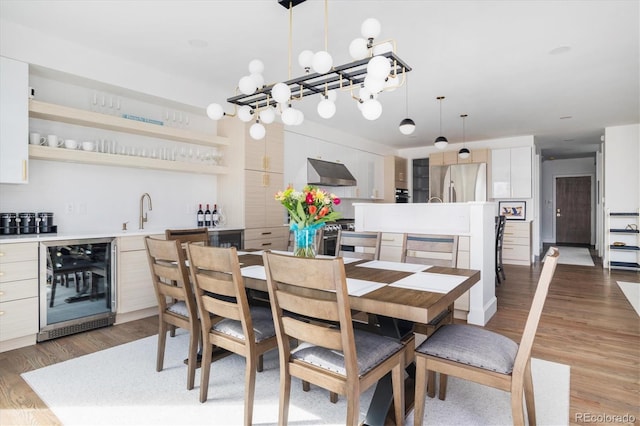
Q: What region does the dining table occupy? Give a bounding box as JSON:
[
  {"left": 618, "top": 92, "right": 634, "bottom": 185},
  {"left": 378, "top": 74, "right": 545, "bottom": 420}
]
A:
[{"left": 236, "top": 249, "right": 481, "bottom": 426}]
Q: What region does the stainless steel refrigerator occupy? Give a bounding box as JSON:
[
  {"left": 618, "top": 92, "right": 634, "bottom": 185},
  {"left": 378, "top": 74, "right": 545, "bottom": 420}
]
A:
[{"left": 429, "top": 163, "right": 487, "bottom": 202}]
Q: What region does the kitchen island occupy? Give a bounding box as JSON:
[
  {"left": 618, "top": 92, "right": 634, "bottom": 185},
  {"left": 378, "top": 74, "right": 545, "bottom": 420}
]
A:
[{"left": 354, "top": 201, "right": 497, "bottom": 325}]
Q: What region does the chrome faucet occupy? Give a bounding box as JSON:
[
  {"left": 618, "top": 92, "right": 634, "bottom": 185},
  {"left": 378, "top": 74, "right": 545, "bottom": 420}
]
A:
[
  {"left": 139, "top": 192, "right": 153, "bottom": 229},
  {"left": 428, "top": 196, "right": 443, "bottom": 203}
]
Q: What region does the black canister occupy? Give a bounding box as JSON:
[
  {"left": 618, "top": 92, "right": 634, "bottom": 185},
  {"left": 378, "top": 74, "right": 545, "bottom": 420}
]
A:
[
  {"left": 37, "top": 212, "right": 54, "bottom": 233},
  {"left": 0, "top": 213, "right": 17, "bottom": 235},
  {"left": 18, "top": 212, "right": 36, "bottom": 234}
]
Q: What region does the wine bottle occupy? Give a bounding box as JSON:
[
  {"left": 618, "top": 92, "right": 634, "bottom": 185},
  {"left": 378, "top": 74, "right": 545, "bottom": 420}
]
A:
[
  {"left": 204, "top": 204, "right": 212, "bottom": 227},
  {"left": 212, "top": 204, "right": 219, "bottom": 227},
  {"left": 197, "top": 204, "right": 204, "bottom": 227}
]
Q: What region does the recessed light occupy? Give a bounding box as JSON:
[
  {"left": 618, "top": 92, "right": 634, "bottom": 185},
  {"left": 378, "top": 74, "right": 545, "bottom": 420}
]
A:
[
  {"left": 559, "top": 116, "right": 572, "bottom": 120},
  {"left": 188, "top": 39, "right": 208, "bottom": 48},
  {"left": 549, "top": 46, "right": 571, "bottom": 55}
]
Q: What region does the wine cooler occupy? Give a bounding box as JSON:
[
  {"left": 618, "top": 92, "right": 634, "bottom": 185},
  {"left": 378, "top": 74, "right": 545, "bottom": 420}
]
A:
[{"left": 38, "top": 238, "right": 116, "bottom": 342}]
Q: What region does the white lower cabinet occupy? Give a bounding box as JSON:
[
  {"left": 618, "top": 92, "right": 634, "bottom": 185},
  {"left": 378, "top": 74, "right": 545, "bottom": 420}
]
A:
[
  {"left": 379, "top": 232, "right": 403, "bottom": 261},
  {"left": 502, "top": 221, "right": 532, "bottom": 265},
  {"left": 116, "top": 235, "right": 161, "bottom": 317},
  {"left": 0, "top": 242, "right": 39, "bottom": 352},
  {"left": 244, "top": 227, "right": 288, "bottom": 251}
]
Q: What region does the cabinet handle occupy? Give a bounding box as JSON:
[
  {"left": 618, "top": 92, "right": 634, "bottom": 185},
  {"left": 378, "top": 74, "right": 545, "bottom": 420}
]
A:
[
  {"left": 261, "top": 232, "right": 272, "bottom": 235},
  {"left": 261, "top": 242, "right": 272, "bottom": 246},
  {"left": 265, "top": 156, "right": 270, "bottom": 170},
  {"left": 22, "top": 159, "right": 27, "bottom": 181},
  {"left": 265, "top": 174, "right": 270, "bottom": 186}
]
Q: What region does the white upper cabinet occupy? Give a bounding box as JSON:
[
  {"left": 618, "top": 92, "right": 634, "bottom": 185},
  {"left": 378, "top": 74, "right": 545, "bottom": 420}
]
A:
[
  {"left": 491, "top": 146, "right": 532, "bottom": 198},
  {"left": 0, "top": 57, "right": 29, "bottom": 184}
]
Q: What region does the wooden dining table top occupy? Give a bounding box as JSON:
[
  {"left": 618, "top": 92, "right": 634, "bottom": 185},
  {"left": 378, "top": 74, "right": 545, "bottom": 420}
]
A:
[{"left": 237, "top": 251, "right": 481, "bottom": 325}]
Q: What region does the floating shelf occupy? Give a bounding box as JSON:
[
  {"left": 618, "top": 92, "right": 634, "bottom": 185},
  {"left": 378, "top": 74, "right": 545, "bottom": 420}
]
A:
[
  {"left": 609, "top": 261, "right": 640, "bottom": 268},
  {"left": 29, "top": 145, "right": 228, "bottom": 176},
  {"left": 610, "top": 229, "right": 639, "bottom": 234},
  {"left": 29, "top": 100, "right": 229, "bottom": 147},
  {"left": 609, "top": 245, "right": 640, "bottom": 251}
]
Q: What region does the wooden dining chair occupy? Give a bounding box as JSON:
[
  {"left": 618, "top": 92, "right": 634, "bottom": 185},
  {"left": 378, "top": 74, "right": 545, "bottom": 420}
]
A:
[
  {"left": 495, "top": 215, "right": 507, "bottom": 285},
  {"left": 165, "top": 227, "right": 210, "bottom": 246},
  {"left": 336, "top": 229, "right": 381, "bottom": 260},
  {"left": 412, "top": 247, "right": 560, "bottom": 426},
  {"left": 262, "top": 251, "right": 407, "bottom": 425},
  {"left": 401, "top": 233, "right": 459, "bottom": 267},
  {"left": 186, "top": 244, "right": 278, "bottom": 426},
  {"left": 144, "top": 237, "right": 200, "bottom": 390}
]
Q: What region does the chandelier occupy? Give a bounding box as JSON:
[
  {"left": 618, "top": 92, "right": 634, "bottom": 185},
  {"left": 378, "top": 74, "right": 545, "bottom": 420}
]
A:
[{"left": 206, "top": 0, "right": 413, "bottom": 140}]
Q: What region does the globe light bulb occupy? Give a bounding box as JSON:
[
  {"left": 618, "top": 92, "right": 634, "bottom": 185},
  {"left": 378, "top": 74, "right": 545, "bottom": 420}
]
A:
[
  {"left": 312, "top": 51, "right": 333, "bottom": 74},
  {"left": 361, "top": 18, "right": 381, "bottom": 39},
  {"left": 206, "top": 103, "right": 224, "bottom": 120},
  {"left": 248, "top": 59, "right": 264, "bottom": 74},
  {"left": 249, "top": 122, "right": 266, "bottom": 140},
  {"left": 271, "top": 83, "right": 291, "bottom": 104},
  {"left": 361, "top": 99, "right": 382, "bottom": 120},
  {"left": 298, "top": 50, "right": 314, "bottom": 70},
  {"left": 349, "top": 38, "right": 369, "bottom": 60},
  {"left": 364, "top": 74, "right": 385, "bottom": 94},
  {"left": 259, "top": 107, "right": 275, "bottom": 124},
  {"left": 281, "top": 106, "right": 297, "bottom": 125},
  {"left": 367, "top": 55, "right": 391, "bottom": 79},
  {"left": 317, "top": 98, "right": 336, "bottom": 119},
  {"left": 326, "top": 89, "right": 337, "bottom": 102},
  {"left": 250, "top": 73, "right": 264, "bottom": 89},
  {"left": 238, "top": 105, "right": 253, "bottom": 122},
  {"left": 238, "top": 75, "right": 257, "bottom": 95},
  {"left": 294, "top": 109, "right": 305, "bottom": 126}
]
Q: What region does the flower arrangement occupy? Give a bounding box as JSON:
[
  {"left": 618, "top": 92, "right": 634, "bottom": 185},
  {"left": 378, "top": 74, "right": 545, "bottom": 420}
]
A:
[
  {"left": 275, "top": 185, "right": 342, "bottom": 257},
  {"left": 275, "top": 185, "right": 342, "bottom": 230}
]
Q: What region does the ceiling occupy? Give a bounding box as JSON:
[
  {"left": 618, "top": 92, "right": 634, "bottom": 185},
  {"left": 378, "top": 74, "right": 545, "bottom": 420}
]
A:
[{"left": 1, "top": 0, "right": 638, "bottom": 159}]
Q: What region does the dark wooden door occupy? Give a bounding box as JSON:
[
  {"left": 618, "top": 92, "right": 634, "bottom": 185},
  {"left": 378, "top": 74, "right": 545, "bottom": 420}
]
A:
[{"left": 556, "top": 176, "right": 591, "bottom": 244}]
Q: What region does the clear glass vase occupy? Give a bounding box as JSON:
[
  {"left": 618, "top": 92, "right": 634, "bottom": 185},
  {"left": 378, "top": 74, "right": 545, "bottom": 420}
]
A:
[{"left": 293, "top": 227, "right": 318, "bottom": 258}]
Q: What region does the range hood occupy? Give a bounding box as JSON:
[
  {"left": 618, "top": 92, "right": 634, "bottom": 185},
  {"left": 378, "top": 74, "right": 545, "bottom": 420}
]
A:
[{"left": 307, "top": 158, "right": 357, "bottom": 187}]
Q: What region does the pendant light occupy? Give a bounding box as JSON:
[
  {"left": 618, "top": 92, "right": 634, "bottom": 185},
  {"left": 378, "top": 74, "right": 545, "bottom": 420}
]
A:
[
  {"left": 458, "top": 114, "right": 470, "bottom": 159},
  {"left": 398, "top": 75, "right": 415, "bottom": 135},
  {"left": 434, "top": 96, "right": 448, "bottom": 149}
]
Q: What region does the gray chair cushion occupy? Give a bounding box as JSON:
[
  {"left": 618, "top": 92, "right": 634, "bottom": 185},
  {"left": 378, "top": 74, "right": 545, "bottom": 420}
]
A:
[
  {"left": 291, "top": 329, "right": 404, "bottom": 377},
  {"left": 416, "top": 324, "right": 518, "bottom": 374},
  {"left": 212, "top": 306, "right": 276, "bottom": 343},
  {"left": 167, "top": 301, "right": 189, "bottom": 317}
]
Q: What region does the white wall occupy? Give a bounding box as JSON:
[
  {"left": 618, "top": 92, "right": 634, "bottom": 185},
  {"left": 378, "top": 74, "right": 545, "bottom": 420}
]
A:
[{"left": 540, "top": 157, "right": 597, "bottom": 244}]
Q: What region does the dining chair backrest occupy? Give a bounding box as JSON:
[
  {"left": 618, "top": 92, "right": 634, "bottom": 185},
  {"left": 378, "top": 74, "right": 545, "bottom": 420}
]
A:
[
  {"left": 336, "top": 230, "right": 381, "bottom": 260},
  {"left": 401, "top": 233, "right": 459, "bottom": 267},
  {"left": 144, "top": 237, "right": 200, "bottom": 390},
  {"left": 165, "top": 227, "right": 210, "bottom": 246},
  {"left": 186, "top": 244, "right": 278, "bottom": 424},
  {"left": 262, "top": 251, "right": 406, "bottom": 425}
]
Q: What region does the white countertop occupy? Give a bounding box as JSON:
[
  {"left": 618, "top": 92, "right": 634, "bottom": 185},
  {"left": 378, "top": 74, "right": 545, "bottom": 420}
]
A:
[{"left": 0, "top": 226, "right": 244, "bottom": 244}]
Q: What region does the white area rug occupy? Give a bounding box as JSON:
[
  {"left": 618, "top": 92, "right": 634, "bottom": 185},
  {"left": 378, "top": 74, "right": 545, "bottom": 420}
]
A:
[
  {"left": 22, "top": 331, "right": 570, "bottom": 425},
  {"left": 546, "top": 246, "right": 595, "bottom": 266},
  {"left": 617, "top": 281, "right": 640, "bottom": 316}
]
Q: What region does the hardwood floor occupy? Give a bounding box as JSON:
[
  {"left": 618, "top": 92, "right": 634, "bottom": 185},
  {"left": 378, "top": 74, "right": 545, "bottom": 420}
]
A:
[{"left": 1, "top": 253, "right": 638, "bottom": 425}]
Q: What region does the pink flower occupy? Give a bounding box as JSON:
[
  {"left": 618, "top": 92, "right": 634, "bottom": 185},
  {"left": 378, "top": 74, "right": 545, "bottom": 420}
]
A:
[{"left": 334, "top": 197, "right": 341, "bottom": 205}]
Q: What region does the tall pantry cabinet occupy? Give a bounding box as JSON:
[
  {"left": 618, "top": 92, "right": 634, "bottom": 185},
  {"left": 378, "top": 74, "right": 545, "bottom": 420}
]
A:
[{"left": 217, "top": 119, "right": 288, "bottom": 250}]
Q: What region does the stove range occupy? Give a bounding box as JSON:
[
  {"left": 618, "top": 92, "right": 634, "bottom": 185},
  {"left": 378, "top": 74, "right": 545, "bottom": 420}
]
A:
[{"left": 321, "top": 219, "right": 354, "bottom": 255}]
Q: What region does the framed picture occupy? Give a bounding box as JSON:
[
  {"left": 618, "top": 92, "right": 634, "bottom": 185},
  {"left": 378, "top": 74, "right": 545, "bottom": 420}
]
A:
[{"left": 499, "top": 201, "right": 526, "bottom": 220}]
